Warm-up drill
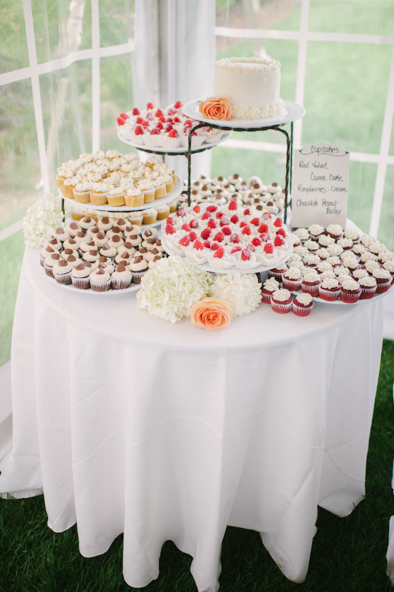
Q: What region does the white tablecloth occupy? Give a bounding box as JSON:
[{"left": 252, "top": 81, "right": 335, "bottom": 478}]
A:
[{"left": 0, "top": 247, "right": 384, "bottom": 592}]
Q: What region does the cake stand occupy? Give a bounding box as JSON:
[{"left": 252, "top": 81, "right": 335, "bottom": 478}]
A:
[{"left": 182, "top": 99, "right": 306, "bottom": 225}]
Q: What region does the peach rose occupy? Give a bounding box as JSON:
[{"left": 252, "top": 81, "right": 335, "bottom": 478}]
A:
[
  {"left": 191, "top": 297, "right": 233, "bottom": 331},
  {"left": 199, "top": 97, "right": 232, "bottom": 121}
]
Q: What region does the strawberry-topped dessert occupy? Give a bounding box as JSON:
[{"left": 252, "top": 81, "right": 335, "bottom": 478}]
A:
[
  {"left": 161, "top": 202, "right": 292, "bottom": 271},
  {"left": 116, "top": 101, "right": 224, "bottom": 149}
]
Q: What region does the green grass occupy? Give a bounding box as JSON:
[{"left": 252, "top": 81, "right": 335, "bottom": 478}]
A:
[{"left": 1, "top": 339, "right": 393, "bottom": 592}]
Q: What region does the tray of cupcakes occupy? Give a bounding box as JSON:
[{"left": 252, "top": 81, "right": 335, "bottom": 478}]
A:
[
  {"left": 260, "top": 222, "right": 394, "bottom": 315},
  {"left": 40, "top": 215, "right": 167, "bottom": 294},
  {"left": 56, "top": 150, "right": 183, "bottom": 211},
  {"left": 180, "top": 173, "right": 285, "bottom": 217}
]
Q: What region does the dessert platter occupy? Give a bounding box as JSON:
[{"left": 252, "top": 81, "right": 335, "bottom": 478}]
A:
[
  {"left": 116, "top": 100, "right": 232, "bottom": 154},
  {"left": 180, "top": 173, "right": 286, "bottom": 217},
  {"left": 160, "top": 201, "right": 294, "bottom": 273},
  {"left": 40, "top": 216, "right": 167, "bottom": 294},
  {"left": 56, "top": 150, "right": 182, "bottom": 211},
  {"left": 260, "top": 222, "right": 394, "bottom": 311}
]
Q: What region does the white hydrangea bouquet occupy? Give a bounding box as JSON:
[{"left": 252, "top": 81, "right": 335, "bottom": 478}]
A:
[
  {"left": 137, "top": 257, "right": 262, "bottom": 328},
  {"left": 137, "top": 256, "right": 214, "bottom": 323},
  {"left": 23, "top": 193, "right": 63, "bottom": 248}
]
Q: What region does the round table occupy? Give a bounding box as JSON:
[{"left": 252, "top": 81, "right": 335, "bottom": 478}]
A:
[{"left": 0, "top": 247, "right": 384, "bottom": 592}]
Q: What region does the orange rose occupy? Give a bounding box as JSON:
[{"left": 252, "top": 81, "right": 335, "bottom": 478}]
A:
[
  {"left": 199, "top": 97, "right": 232, "bottom": 121},
  {"left": 191, "top": 297, "right": 233, "bottom": 331}
]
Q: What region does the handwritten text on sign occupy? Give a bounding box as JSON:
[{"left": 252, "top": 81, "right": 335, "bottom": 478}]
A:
[{"left": 292, "top": 143, "right": 349, "bottom": 229}]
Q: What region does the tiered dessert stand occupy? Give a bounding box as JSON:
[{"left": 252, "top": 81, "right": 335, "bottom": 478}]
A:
[{"left": 182, "top": 99, "right": 306, "bottom": 225}]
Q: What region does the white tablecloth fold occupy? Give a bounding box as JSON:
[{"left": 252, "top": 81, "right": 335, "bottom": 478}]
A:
[{"left": 0, "top": 248, "right": 384, "bottom": 591}]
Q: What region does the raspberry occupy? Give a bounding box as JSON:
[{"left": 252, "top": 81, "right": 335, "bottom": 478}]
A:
[
  {"left": 262, "top": 212, "right": 272, "bottom": 220},
  {"left": 231, "top": 246, "right": 242, "bottom": 254},
  {"left": 222, "top": 226, "right": 232, "bottom": 236},
  {"left": 168, "top": 129, "right": 178, "bottom": 138},
  {"left": 203, "top": 240, "right": 211, "bottom": 249},
  {"left": 174, "top": 116, "right": 181, "bottom": 123},
  {"left": 219, "top": 216, "right": 229, "bottom": 226},
  {"left": 193, "top": 205, "right": 201, "bottom": 214},
  {"left": 252, "top": 237, "right": 262, "bottom": 247},
  {"left": 241, "top": 249, "right": 251, "bottom": 261},
  {"left": 242, "top": 226, "right": 251, "bottom": 236},
  {"left": 264, "top": 242, "right": 274, "bottom": 254},
  {"left": 274, "top": 218, "right": 282, "bottom": 227},
  {"left": 132, "top": 108, "right": 140, "bottom": 116},
  {"left": 150, "top": 128, "right": 161, "bottom": 135},
  {"left": 179, "top": 236, "right": 190, "bottom": 247},
  {"left": 214, "top": 247, "right": 225, "bottom": 258},
  {"left": 146, "top": 113, "right": 154, "bottom": 121},
  {"left": 239, "top": 221, "right": 247, "bottom": 228},
  {"left": 159, "top": 116, "right": 166, "bottom": 123},
  {"left": 167, "top": 216, "right": 174, "bottom": 225},
  {"left": 213, "top": 231, "right": 224, "bottom": 242},
  {"left": 201, "top": 228, "right": 211, "bottom": 240},
  {"left": 189, "top": 231, "right": 197, "bottom": 241},
  {"left": 156, "top": 121, "right": 163, "bottom": 130},
  {"left": 229, "top": 233, "right": 240, "bottom": 243},
  {"left": 155, "top": 109, "right": 163, "bottom": 117},
  {"left": 201, "top": 212, "right": 210, "bottom": 220},
  {"left": 207, "top": 205, "right": 218, "bottom": 212},
  {"left": 208, "top": 219, "right": 217, "bottom": 229},
  {"left": 277, "top": 228, "right": 286, "bottom": 238},
  {"left": 193, "top": 240, "right": 204, "bottom": 250},
  {"left": 167, "top": 107, "right": 177, "bottom": 115},
  {"left": 136, "top": 117, "right": 144, "bottom": 124},
  {"left": 211, "top": 242, "right": 220, "bottom": 251},
  {"left": 147, "top": 102, "right": 154, "bottom": 110},
  {"left": 246, "top": 243, "right": 256, "bottom": 252},
  {"left": 228, "top": 200, "right": 238, "bottom": 211},
  {"left": 141, "top": 120, "right": 150, "bottom": 128},
  {"left": 258, "top": 223, "right": 269, "bottom": 234},
  {"left": 184, "top": 119, "right": 192, "bottom": 127},
  {"left": 250, "top": 217, "right": 260, "bottom": 226},
  {"left": 230, "top": 214, "right": 239, "bottom": 224},
  {"left": 167, "top": 117, "right": 174, "bottom": 124},
  {"left": 176, "top": 208, "right": 186, "bottom": 217},
  {"left": 216, "top": 211, "right": 225, "bottom": 218},
  {"left": 260, "top": 232, "right": 270, "bottom": 243},
  {"left": 164, "top": 123, "right": 173, "bottom": 132},
  {"left": 117, "top": 117, "right": 126, "bottom": 126},
  {"left": 189, "top": 219, "right": 199, "bottom": 228},
  {"left": 182, "top": 223, "right": 191, "bottom": 232},
  {"left": 274, "top": 235, "right": 285, "bottom": 247},
  {"left": 165, "top": 225, "right": 175, "bottom": 234},
  {"left": 120, "top": 112, "right": 129, "bottom": 120},
  {"left": 174, "top": 100, "right": 182, "bottom": 109},
  {"left": 243, "top": 208, "right": 251, "bottom": 216},
  {"left": 134, "top": 125, "right": 144, "bottom": 135}
]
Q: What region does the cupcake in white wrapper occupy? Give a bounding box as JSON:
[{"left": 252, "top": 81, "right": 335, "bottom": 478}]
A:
[
  {"left": 111, "top": 264, "right": 132, "bottom": 290},
  {"left": 90, "top": 268, "right": 111, "bottom": 292}
]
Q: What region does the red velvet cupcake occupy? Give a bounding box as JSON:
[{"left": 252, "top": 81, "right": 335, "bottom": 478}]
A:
[
  {"left": 261, "top": 278, "right": 280, "bottom": 304},
  {"left": 271, "top": 288, "right": 292, "bottom": 314},
  {"left": 358, "top": 276, "right": 377, "bottom": 299},
  {"left": 282, "top": 267, "right": 302, "bottom": 291},
  {"left": 372, "top": 268, "right": 392, "bottom": 293},
  {"left": 301, "top": 271, "right": 321, "bottom": 297},
  {"left": 340, "top": 278, "right": 362, "bottom": 303},
  {"left": 319, "top": 278, "right": 341, "bottom": 301},
  {"left": 292, "top": 292, "right": 314, "bottom": 317}
]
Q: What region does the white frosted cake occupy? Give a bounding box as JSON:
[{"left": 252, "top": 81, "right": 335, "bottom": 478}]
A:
[{"left": 215, "top": 56, "right": 286, "bottom": 120}]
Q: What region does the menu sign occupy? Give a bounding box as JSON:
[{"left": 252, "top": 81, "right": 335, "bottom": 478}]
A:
[{"left": 291, "top": 143, "right": 349, "bottom": 229}]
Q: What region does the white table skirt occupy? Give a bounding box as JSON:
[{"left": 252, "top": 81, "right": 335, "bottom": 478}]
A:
[{"left": 0, "top": 247, "right": 384, "bottom": 592}]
